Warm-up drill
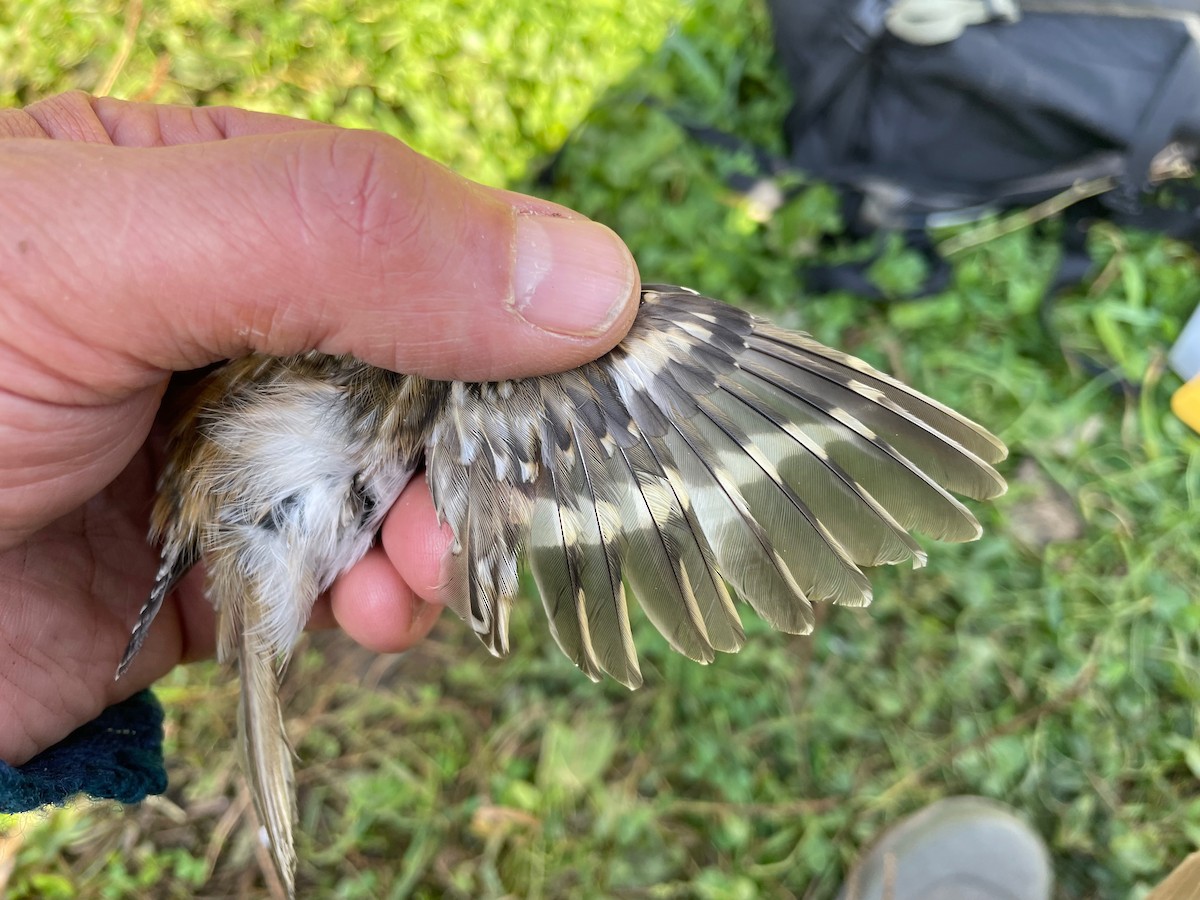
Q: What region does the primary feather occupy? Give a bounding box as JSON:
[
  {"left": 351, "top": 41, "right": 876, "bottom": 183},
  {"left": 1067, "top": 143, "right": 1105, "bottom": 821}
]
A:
[
  {"left": 428, "top": 285, "right": 1005, "bottom": 677},
  {"left": 119, "top": 284, "right": 1007, "bottom": 896}
]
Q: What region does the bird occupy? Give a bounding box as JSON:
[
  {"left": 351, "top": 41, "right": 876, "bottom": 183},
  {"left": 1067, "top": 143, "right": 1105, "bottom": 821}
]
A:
[{"left": 115, "top": 284, "right": 1007, "bottom": 896}]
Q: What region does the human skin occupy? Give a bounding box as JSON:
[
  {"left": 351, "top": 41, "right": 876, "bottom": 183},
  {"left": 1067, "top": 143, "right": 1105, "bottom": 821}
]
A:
[{"left": 0, "top": 92, "right": 639, "bottom": 766}]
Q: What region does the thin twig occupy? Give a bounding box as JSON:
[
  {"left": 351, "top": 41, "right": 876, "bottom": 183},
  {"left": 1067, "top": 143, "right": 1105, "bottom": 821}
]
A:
[
  {"left": 938, "top": 176, "right": 1116, "bottom": 257},
  {"left": 95, "top": 0, "right": 143, "bottom": 96},
  {"left": 204, "top": 790, "right": 250, "bottom": 882}
]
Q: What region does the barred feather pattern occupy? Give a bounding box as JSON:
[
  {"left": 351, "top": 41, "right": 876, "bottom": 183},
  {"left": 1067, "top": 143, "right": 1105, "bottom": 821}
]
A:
[
  {"left": 428, "top": 285, "right": 1005, "bottom": 686},
  {"left": 118, "top": 284, "right": 1006, "bottom": 896}
]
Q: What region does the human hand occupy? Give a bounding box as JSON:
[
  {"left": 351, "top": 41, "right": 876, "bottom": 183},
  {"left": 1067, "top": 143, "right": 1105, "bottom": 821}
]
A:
[{"left": 0, "top": 92, "right": 639, "bottom": 765}]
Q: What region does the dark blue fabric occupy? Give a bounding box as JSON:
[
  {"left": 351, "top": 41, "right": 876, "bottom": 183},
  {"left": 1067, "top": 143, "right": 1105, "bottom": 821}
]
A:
[{"left": 0, "top": 690, "right": 167, "bottom": 812}]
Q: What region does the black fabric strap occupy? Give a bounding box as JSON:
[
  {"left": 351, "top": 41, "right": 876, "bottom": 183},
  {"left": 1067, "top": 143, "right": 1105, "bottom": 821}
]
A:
[
  {"left": 668, "top": 120, "right": 793, "bottom": 192},
  {"left": 1109, "top": 40, "right": 1200, "bottom": 211},
  {"left": 782, "top": 0, "right": 893, "bottom": 154}
]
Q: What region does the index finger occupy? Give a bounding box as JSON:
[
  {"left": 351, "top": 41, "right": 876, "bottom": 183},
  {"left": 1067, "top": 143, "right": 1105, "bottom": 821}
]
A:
[{"left": 0, "top": 91, "right": 332, "bottom": 145}]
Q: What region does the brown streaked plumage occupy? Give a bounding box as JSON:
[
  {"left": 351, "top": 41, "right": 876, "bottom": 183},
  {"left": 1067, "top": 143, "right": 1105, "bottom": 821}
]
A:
[{"left": 117, "top": 284, "right": 1007, "bottom": 896}]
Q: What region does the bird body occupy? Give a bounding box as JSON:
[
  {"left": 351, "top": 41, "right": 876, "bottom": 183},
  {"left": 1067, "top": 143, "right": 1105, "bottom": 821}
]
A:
[{"left": 117, "top": 285, "right": 1007, "bottom": 896}]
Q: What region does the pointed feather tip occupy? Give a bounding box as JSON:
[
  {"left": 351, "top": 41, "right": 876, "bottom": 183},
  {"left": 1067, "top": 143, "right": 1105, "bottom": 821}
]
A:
[
  {"left": 971, "top": 454, "right": 1009, "bottom": 499},
  {"left": 113, "top": 606, "right": 153, "bottom": 680},
  {"left": 256, "top": 824, "right": 297, "bottom": 899},
  {"left": 977, "top": 429, "right": 1010, "bottom": 465},
  {"left": 478, "top": 615, "right": 511, "bottom": 657},
  {"left": 835, "top": 586, "right": 873, "bottom": 609},
  {"left": 579, "top": 653, "right": 644, "bottom": 690},
  {"left": 982, "top": 474, "right": 1009, "bottom": 501},
  {"left": 762, "top": 608, "right": 816, "bottom": 636},
  {"left": 114, "top": 634, "right": 140, "bottom": 680}
]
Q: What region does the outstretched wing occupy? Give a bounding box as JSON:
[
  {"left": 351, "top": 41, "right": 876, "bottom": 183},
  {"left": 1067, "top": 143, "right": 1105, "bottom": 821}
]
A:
[{"left": 426, "top": 285, "right": 1007, "bottom": 688}]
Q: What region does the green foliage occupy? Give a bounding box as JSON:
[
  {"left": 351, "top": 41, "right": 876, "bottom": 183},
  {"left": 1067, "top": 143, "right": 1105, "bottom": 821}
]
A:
[
  {"left": 0, "top": 0, "right": 679, "bottom": 186},
  {"left": 4, "top": 0, "right": 1200, "bottom": 896}
]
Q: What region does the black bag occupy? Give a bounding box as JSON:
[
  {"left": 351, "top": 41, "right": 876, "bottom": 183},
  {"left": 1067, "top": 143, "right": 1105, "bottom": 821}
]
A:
[
  {"left": 545, "top": 0, "right": 1200, "bottom": 329},
  {"left": 755, "top": 0, "right": 1200, "bottom": 381},
  {"left": 768, "top": 0, "right": 1200, "bottom": 232}
]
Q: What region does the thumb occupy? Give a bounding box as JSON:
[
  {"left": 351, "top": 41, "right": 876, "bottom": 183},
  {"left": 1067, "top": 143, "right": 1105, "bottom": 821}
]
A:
[{"left": 0, "top": 123, "right": 640, "bottom": 401}]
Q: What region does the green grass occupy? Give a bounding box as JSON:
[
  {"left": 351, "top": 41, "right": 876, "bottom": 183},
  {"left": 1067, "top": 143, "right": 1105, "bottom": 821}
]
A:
[{"left": 4, "top": 0, "right": 1200, "bottom": 896}]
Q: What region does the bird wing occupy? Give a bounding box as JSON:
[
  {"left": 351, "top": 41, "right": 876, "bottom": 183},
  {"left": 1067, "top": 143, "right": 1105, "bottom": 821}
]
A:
[{"left": 425, "top": 285, "right": 1007, "bottom": 688}]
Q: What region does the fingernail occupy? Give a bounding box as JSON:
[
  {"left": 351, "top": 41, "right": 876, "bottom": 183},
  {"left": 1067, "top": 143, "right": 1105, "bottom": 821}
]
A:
[{"left": 511, "top": 216, "right": 636, "bottom": 337}]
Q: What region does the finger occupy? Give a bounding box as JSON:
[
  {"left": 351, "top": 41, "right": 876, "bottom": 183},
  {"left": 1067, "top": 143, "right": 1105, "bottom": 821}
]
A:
[
  {"left": 0, "top": 92, "right": 334, "bottom": 144},
  {"left": 379, "top": 476, "right": 456, "bottom": 608},
  {"left": 90, "top": 95, "right": 336, "bottom": 146},
  {"left": 330, "top": 545, "right": 443, "bottom": 653},
  {"left": 0, "top": 104, "right": 639, "bottom": 406}
]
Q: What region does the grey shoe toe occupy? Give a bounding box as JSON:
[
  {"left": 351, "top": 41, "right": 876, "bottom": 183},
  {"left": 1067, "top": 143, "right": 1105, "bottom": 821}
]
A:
[{"left": 838, "top": 796, "right": 1052, "bottom": 900}]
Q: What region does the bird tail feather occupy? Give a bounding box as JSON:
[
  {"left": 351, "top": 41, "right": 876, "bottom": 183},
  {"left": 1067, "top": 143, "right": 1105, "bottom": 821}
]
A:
[{"left": 226, "top": 594, "right": 298, "bottom": 898}]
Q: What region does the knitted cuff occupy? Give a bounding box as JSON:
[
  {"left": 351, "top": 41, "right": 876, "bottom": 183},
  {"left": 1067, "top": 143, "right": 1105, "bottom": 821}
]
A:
[{"left": 0, "top": 690, "right": 168, "bottom": 813}]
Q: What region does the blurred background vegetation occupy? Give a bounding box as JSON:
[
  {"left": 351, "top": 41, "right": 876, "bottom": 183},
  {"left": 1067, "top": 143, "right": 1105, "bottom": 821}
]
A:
[{"left": 3, "top": 0, "right": 1200, "bottom": 896}]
